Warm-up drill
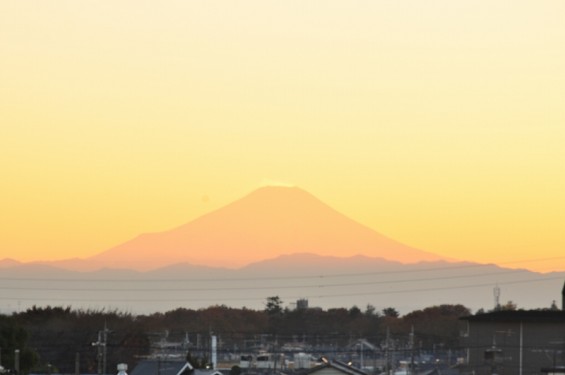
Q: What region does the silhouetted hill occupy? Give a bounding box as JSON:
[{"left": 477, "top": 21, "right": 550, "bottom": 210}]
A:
[
  {"left": 85, "top": 186, "right": 448, "bottom": 271},
  {"left": 0, "top": 258, "right": 22, "bottom": 268}
]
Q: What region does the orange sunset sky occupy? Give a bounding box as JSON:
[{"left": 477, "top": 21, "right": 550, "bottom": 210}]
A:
[{"left": 1, "top": 1, "right": 564, "bottom": 272}]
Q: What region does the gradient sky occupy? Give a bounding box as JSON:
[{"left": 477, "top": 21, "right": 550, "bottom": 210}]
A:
[{"left": 1, "top": 1, "right": 564, "bottom": 272}]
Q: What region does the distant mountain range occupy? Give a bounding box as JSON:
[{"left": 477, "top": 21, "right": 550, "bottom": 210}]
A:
[
  {"left": 1, "top": 253, "right": 564, "bottom": 315},
  {"left": 1, "top": 186, "right": 563, "bottom": 315}
]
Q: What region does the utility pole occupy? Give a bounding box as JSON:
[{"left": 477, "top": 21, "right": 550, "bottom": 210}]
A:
[
  {"left": 210, "top": 334, "right": 217, "bottom": 369},
  {"left": 103, "top": 322, "right": 109, "bottom": 375},
  {"left": 360, "top": 342, "right": 364, "bottom": 370},
  {"left": 385, "top": 327, "right": 390, "bottom": 375},
  {"left": 94, "top": 331, "right": 103, "bottom": 375},
  {"left": 14, "top": 349, "right": 20, "bottom": 375},
  {"left": 409, "top": 326, "right": 415, "bottom": 375},
  {"left": 75, "top": 352, "right": 80, "bottom": 375},
  {"left": 92, "top": 324, "right": 110, "bottom": 375}
]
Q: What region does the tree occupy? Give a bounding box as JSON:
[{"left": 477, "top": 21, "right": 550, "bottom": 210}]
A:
[
  {"left": 365, "top": 304, "right": 377, "bottom": 316},
  {"left": 402, "top": 304, "right": 471, "bottom": 348},
  {"left": 264, "top": 296, "right": 285, "bottom": 334},
  {"left": 348, "top": 306, "right": 361, "bottom": 317},
  {"left": 500, "top": 301, "right": 517, "bottom": 311},
  {"left": 0, "top": 315, "right": 39, "bottom": 374},
  {"left": 14, "top": 306, "right": 149, "bottom": 374},
  {"left": 265, "top": 296, "right": 283, "bottom": 315},
  {"left": 382, "top": 307, "right": 399, "bottom": 318}
]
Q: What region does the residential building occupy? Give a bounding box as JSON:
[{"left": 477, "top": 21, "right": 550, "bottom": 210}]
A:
[{"left": 460, "top": 281, "right": 565, "bottom": 375}]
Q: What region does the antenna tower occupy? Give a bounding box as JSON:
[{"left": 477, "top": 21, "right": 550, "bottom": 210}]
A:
[{"left": 494, "top": 285, "right": 501, "bottom": 310}]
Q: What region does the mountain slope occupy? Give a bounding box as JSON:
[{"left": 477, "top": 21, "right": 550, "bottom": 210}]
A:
[{"left": 87, "top": 186, "right": 447, "bottom": 270}]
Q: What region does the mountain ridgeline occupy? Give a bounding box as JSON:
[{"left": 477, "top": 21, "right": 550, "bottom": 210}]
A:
[
  {"left": 1, "top": 253, "right": 564, "bottom": 315},
  {"left": 1, "top": 187, "right": 564, "bottom": 315}
]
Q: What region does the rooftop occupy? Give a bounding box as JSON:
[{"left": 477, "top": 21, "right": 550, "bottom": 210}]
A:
[{"left": 462, "top": 310, "right": 565, "bottom": 323}]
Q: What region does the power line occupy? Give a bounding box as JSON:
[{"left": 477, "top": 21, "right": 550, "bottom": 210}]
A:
[
  {"left": 1, "top": 274, "right": 563, "bottom": 303},
  {"left": 0, "top": 268, "right": 534, "bottom": 292},
  {"left": 1, "top": 255, "right": 563, "bottom": 283}
]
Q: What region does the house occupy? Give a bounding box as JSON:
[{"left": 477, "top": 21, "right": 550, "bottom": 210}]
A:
[
  {"left": 300, "top": 360, "right": 442, "bottom": 375},
  {"left": 460, "top": 281, "right": 565, "bottom": 375},
  {"left": 130, "top": 359, "right": 223, "bottom": 375},
  {"left": 296, "top": 359, "right": 368, "bottom": 375}
]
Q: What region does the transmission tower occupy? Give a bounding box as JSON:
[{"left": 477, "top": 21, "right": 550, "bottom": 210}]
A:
[{"left": 494, "top": 285, "right": 501, "bottom": 311}]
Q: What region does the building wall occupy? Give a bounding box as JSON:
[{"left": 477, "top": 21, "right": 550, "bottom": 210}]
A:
[{"left": 463, "top": 320, "right": 565, "bottom": 375}]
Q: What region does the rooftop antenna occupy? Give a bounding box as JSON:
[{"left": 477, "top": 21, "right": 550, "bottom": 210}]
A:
[{"left": 494, "top": 285, "right": 501, "bottom": 311}]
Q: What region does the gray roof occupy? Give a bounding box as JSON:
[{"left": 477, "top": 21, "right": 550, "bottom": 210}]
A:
[
  {"left": 300, "top": 360, "right": 368, "bottom": 375},
  {"left": 130, "top": 360, "right": 222, "bottom": 375}
]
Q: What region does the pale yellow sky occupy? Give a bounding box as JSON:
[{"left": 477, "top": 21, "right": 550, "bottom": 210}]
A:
[{"left": 1, "top": 1, "right": 564, "bottom": 271}]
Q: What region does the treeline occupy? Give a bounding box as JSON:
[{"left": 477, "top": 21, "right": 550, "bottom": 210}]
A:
[
  {"left": 1, "top": 301, "right": 471, "bottom": 374},
  {"left": 3, "top": 306, "right": 149, "bottom": 375}
]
